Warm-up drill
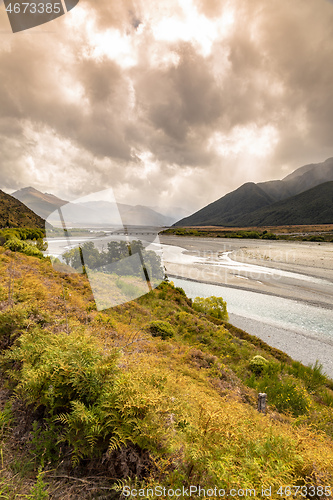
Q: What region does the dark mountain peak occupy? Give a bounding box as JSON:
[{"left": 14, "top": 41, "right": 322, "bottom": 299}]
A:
[
  {"left": 174, "top": 181, "right": 274, "bottom": 227},
  {"left": 235, "top": 181, "right": 333, "bottom": 226},
  {"left": 281, "top": 158, "right": 333, "bottom": 197},
  {"left": 174, "top": 157, "right": 333, "bottom": 227}
]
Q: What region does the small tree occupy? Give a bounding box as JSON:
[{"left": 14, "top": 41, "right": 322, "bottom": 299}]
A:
[{"left": 193, "top": 296, "right": 228, "bottom": 321}]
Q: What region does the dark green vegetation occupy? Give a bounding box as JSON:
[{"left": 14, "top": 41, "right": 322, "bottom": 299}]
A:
[
  {"left": 0, "top": 190, "right": 45, "bottom": 229},
  {"left": 174, "top": 157, "right": 333, "bottom": 227},
  {"left": 162, "top": 226, "right": 333, "bottom": 242},
  {"left": 0, "top": 228, "right": 46, "bottom": 259},
  {"left": 1, "top": 248, "right": 333, "bottom": 498},
  {"left": 174, "top": 182, "right": 276, "bottom": 227}
]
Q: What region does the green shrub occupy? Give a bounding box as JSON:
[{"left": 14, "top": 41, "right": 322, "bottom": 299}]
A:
[
  {"left": 262, "top": 233, "right": 278, "bottom": 240},
  {"left": 267, "top": 378, "right": 311, "bottom": 416},
  {"left": 308, "top": 235, "right": 325, "bottom": 242},
  {"left": 147, "top": 320, "right": 175, "bottom": 339},
  {"left": 4, "top": 237, "right": 43, "bottom": 259},
  {"left": 0, "top": 228, "right": 44, "bottom": 241},
  {"left": 175, "top": 286, "right": 186, "bottom": 296},
  {"left": 249, "top": 355, "right": 269, "bottom": 374},
  {"left": 193, "top": 296, "right": 228, "bottom": 321}
]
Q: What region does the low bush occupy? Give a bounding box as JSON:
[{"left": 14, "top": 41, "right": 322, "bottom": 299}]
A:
[
  {"left": 4, "top": 238, "right": 43, "bottom": 259},
  {"left": 147, "top": 320, "right": 175, "bottom": 339},
  {"left": 249, "top": 355, "right": 269, "bottom": 374},
  {"left": 287, "top": 360, "right": 327, "bottom": 391},
  {"left": 193, "top": 296, "right": 228, "bottom": 321}
]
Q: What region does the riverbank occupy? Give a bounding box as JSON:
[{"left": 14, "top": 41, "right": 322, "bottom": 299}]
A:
[
  {"left": 229, "top": 313, "right": 333, "bottom": 379},
  {"left": 160, "top": 236, "right": 333, "bottom": 378},
  {"left": 161, "top": 224, "right": 333, "bottom": 242}
]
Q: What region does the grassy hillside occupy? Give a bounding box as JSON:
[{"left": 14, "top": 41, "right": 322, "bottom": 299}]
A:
[
  {"left": 0, "top": 190, "right": 45, "bottom": 229},
  {"left": 1, "top": 248, "right": 333, "bottom": 498}
]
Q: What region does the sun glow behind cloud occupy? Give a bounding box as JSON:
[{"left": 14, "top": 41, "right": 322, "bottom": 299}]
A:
[
  {"left": 136, "top": 151, "right": 161, "bottom": 179},
  {"left": 66, "top": 4, "right": 140, "bottom": 68},
  {"left": 210, "top": 125, "right": 279, "bottom": 158},
  {"left": 152, "top": 0, "right": 235, "bottom": 57},
  {"left": 77, "top": 0, "right": 236, "bottom": 68},
  {"left": 89, "top": 29, "right": 138, "bottom": 68}
]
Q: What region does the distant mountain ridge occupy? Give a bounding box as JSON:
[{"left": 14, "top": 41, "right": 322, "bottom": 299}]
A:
[
  {"left": 0, "top": 190, "right": 45, "bottom": 229},
  {"left": 11, "top": 187, "right": 176, "bottom": 227},
  {"left": 174, "top": 157, "right": 333, "bottom": 227},
  {"left": 257, "top": 157, "right": 333, "bottom": 201},
  {"left": 12, "top": 187, "right": 68, "bottom": 220}
]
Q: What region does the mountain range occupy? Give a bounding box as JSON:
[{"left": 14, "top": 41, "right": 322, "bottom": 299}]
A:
[
  {"left": 4, "top": 157, "right": 333, "bottom": 230},
  {"left": 174, "top": 157, "right": 333, "bottom": 227},
  {"left": 11, "top": 187, "right": 177, "bottom": 227}
]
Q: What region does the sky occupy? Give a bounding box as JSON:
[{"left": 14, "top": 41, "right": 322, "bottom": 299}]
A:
[{"left": 1, "top": 0, "right": 333, "bottom": 214}]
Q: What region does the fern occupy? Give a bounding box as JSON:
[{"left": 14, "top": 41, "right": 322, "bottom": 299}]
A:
[{"left": 3, "top": 328, "right": 120, "bottom": 410}]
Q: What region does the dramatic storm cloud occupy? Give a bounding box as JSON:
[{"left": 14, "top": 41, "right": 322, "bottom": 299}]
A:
[{"left": 0, "top": 0, "right": 333, "bottom": 212}]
